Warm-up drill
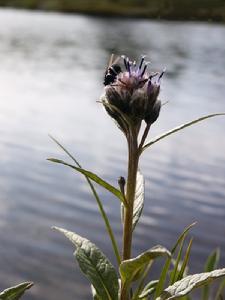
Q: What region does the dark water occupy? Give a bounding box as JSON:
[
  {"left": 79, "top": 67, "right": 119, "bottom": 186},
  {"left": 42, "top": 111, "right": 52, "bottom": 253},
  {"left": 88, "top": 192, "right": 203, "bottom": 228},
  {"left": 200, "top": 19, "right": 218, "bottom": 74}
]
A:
[{"left": 0, "top": 8, "right": 225, "bottom": 300}]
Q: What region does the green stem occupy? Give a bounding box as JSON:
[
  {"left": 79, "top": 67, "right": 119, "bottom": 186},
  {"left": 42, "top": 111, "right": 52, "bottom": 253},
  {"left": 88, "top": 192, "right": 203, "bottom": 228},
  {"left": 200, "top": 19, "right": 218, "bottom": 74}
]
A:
[
  {"left": 121, "top": 127, "right": 139, "bottom": 300},
  {"left": 49, "top": 135, "right": 121, "bottom": 265}
]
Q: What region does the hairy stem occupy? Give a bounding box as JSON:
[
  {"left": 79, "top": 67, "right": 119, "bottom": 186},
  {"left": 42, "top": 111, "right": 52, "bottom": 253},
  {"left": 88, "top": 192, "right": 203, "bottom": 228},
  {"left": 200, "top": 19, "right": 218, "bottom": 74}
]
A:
[{"left": 121, "top": 127, "right": 139, "bottom": 300}]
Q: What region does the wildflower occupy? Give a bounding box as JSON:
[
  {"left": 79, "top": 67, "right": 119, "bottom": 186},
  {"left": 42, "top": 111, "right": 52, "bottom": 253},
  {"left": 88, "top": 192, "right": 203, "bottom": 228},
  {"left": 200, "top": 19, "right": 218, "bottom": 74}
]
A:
[{"left": 102, "top": 55, "right": 164, "bottom": 133}]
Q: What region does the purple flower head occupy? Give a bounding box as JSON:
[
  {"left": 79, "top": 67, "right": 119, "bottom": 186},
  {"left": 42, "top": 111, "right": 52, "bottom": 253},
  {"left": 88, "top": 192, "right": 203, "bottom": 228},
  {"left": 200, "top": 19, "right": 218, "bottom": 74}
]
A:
[{"left": 102, "top": 55, "right": 164, "bottom": 131}]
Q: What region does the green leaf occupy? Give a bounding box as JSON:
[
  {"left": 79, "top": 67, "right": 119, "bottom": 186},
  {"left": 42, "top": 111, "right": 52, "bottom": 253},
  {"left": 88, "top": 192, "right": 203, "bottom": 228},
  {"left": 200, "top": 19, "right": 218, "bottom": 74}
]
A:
[
  {"left": 0, "top": 282, "right": 33, "bottom": 300},
  {"left": 204, "top": 248, "right": 220, "bottom": 272},
  {"left": 47, "top": 158, "right": 125, "bottom": 204},
  {"left": 170, "top": 237, "right": 186, "bottom": 284},
  {"left": 120, "top": 246, "right": 171, "bottom": 284},
  {"left": 49, "top": 135, "right": 121, "bottom": 265},
  {"left": 142, "top": 113, "right": 225, "bottom": 152},
  {"left": 157, "top": 268, "right": 225, "bottom": 300},
  {"left": 121, "top": 170, "right": 144, "bottom": 230},
  {"left": 139, "top": 280, "right": 159, "bottom": 299},
  {"left": 154, "top": 223, "right": 196, "bottom": 299},
  {"left": 132, "top": 170, "right": 145, "bottom": 231},
  {"left": 91, "top": 285, "right": 101, "bottom": 300},
  {"left": 201, "top": 248, "right": 220, "bottom": 300},
  {"left": 54, "top": 227, "right": 119, "bottom": 300},
  {"left": 171, "top": 223, "right": 196, "bottom": 255},
  {"left": 177, "top": 238, "right": 193, "bottom": 281},
  {"left": 215, "top": 278, "right": 225, "bottom": 300}
]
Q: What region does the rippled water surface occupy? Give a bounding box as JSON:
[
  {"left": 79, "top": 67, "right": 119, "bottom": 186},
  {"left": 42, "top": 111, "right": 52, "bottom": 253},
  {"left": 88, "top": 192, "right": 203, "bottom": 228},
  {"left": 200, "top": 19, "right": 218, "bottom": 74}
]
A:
[{"left": 0, "top": 8, "right": 225, "bottom": 300}]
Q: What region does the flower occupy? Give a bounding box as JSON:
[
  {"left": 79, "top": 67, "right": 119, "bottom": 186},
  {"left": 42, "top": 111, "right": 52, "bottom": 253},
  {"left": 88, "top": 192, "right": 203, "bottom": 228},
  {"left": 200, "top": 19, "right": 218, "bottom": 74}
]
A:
[{"left": 102, "top": 55, "right": 164, "bottom": 132}]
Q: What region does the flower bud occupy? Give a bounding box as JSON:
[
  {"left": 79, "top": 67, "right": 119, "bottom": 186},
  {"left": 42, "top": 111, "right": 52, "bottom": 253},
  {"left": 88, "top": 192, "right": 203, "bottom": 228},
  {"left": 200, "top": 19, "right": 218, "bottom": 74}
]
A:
[
  {"left": 147, "top": 81, "right": 160, "bottom": 106},
  {"left": 102, "top": 55, "right": 164, "bottom": 131},
  {"left": 105, "top": 86, "right": 127, "bottom": 112},
  {"left": 145, "top": 100, "right": 161, "bottom": 124},
  {"left": 129, "top": 90, "right": 148, "bottom": 119},
  {"left": 118, "top": 176, "right": 126, "bottom": 195}
]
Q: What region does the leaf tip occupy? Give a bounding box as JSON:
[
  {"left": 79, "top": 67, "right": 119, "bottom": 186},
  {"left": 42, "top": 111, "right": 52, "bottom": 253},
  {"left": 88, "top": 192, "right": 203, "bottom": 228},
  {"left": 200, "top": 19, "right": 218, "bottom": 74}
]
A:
[{"left": 47, "top": 158, "right": 61, "bottom": 163}]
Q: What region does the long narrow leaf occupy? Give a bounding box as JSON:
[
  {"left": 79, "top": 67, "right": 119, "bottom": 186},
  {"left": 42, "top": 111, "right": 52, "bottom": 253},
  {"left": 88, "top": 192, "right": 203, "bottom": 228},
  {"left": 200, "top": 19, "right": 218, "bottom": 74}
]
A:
[
  {"left": 47, "top": 158, "right": 125, "bottom": 204},
  {"left": 215, "top": 278, "right": 225, "bottom": 300},
  {"left": 142, "top": 113, "right": 225, "bottom": 152},
  {"left": 177, "top": 238, "right": 193, "bottom": 281},
  {"left": 154, "top": 223, "right": 196, "bottom": 299},
  {"left": 54, "top": 227, "right": 119, "bottom": 300},
  {"left": 49, "top": 136, "right": 121, "bottom": 265},
  {"left": 171, "top": 223, "right": 196, "bottom": 254},
  {"left": 170, "top": 237, "right": 185, "bottom": 284},
  {"left": 201, "top": 248, "right": 220, "bottom": 300}
]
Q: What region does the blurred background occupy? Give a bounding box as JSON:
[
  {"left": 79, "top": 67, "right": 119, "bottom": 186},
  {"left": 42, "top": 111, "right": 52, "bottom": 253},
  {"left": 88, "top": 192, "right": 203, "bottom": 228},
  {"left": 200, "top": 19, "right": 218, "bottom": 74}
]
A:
[{"left": 0, "top": 1, "right": 225, "bottom": 299}]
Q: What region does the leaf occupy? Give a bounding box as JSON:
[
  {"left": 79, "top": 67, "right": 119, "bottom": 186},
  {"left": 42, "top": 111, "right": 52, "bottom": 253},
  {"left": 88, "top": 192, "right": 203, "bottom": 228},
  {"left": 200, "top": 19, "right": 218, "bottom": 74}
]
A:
[
  {"left": 215, "top": 278, "right": 225, "bottom": 300},
  {"left": 91, "top": 285, "right": 102, "bottom": 300},
  {"left": 49, "top": 136, "right": 121, "bottom": 265},
  {"left": 120, "top": 246, "right": 171, "bottom": 284},
  {"left": 139, "top": 280, "right": 159, "bottom": 299},
  {"left": 0, "top": 282, "right": 33, "bottom": 300},
  {"left": 204, "top": 248, "right": 220, "bottom": 272},
  {"left": 121, "top": 170, "right": 144, "bottom": 230},
  {"left": 53, "top": 227, "right": 119, "bottom": 300},
  {"left": 155, "top": 223, "right": 196, "bottom": 299},
  {"left": 132, "top": 170, "right": 145, "bottom": 231},
  {"left": 170, "top": 236, "right": 186, "bottom": 284},
  {"left": 171, "top": 223, "right": 196, "bottom": 255},
  {"left": 157, "top": 268, "right": 225, "bottom": 300},
  {"left": 142, "top": 113, "right": 225, "bottom": 152},
  {"left": 47, "top": 158, "right": 125, "bottom": 204},
  {"left": 201, "top": 248, "right": 220, "bottom": 300},
  {"left": 177, "top": 238, "right": 193, "bottom": 281}
]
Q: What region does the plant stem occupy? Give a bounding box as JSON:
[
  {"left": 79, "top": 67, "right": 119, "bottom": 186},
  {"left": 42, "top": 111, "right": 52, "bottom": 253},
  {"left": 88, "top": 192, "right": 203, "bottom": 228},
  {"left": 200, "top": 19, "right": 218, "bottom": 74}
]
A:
[{"left": 121, "top": 127, "right": 139, "bottom": 300}]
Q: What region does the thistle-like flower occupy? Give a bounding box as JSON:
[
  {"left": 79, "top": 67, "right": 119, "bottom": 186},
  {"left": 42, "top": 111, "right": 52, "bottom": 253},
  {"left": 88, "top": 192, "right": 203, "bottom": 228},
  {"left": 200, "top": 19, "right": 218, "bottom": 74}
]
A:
[{"left": 102, "top": 55, "right": 164, "bottom": 134}]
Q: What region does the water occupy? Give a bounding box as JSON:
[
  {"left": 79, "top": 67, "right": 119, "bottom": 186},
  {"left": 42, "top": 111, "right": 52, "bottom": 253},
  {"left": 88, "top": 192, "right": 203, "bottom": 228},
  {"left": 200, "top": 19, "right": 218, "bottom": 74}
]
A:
[{"left": 0, "top": 8, "right": 225, "bottom": 300}]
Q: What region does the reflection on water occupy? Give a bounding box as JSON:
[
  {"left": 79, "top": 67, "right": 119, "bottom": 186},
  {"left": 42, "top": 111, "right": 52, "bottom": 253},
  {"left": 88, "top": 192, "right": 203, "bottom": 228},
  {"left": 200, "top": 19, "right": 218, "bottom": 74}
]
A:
[{"left": 0, "top": 8, "right": 225, "bottom": 300}]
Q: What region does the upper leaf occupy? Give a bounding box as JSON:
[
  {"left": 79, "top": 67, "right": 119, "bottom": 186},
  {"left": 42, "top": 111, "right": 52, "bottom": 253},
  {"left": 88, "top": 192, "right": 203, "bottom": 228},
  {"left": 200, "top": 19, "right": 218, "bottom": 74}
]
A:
[
  {"left": 54, "top": 227, "right": 119, "bottom": 300},
  {"left": 119, "top": 246, "right": 170, "bottom": 284},
  {"left": 48, "top": 158, "right": 125, "bottom": 204},
  {"left": 0, "top": 282, "right": 33, "bottom": 300},
  {"left": 132, "top": 170, "right": 145, "bottom": 231},
  {"left": 157, "top": 268, "right": 225, "bottom": 300},
  {"left": 49, "top": 136, "right": 121, "bottom": 265},
  {"left": 142, "top": 113, "right": 225, "bottom": 152}
]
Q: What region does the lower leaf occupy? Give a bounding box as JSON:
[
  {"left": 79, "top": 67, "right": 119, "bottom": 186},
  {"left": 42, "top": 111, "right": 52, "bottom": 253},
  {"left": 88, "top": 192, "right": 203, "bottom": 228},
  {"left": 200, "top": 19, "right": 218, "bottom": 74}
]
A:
[
  {"left": 0, "top": 282, "right": 33, "bottom": 300},
  {"left": 54, "top": 227, "right": 119, "bottom": 300},
  {"left": 157, "top": 268, "right": 225, "bottom": 300}
]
